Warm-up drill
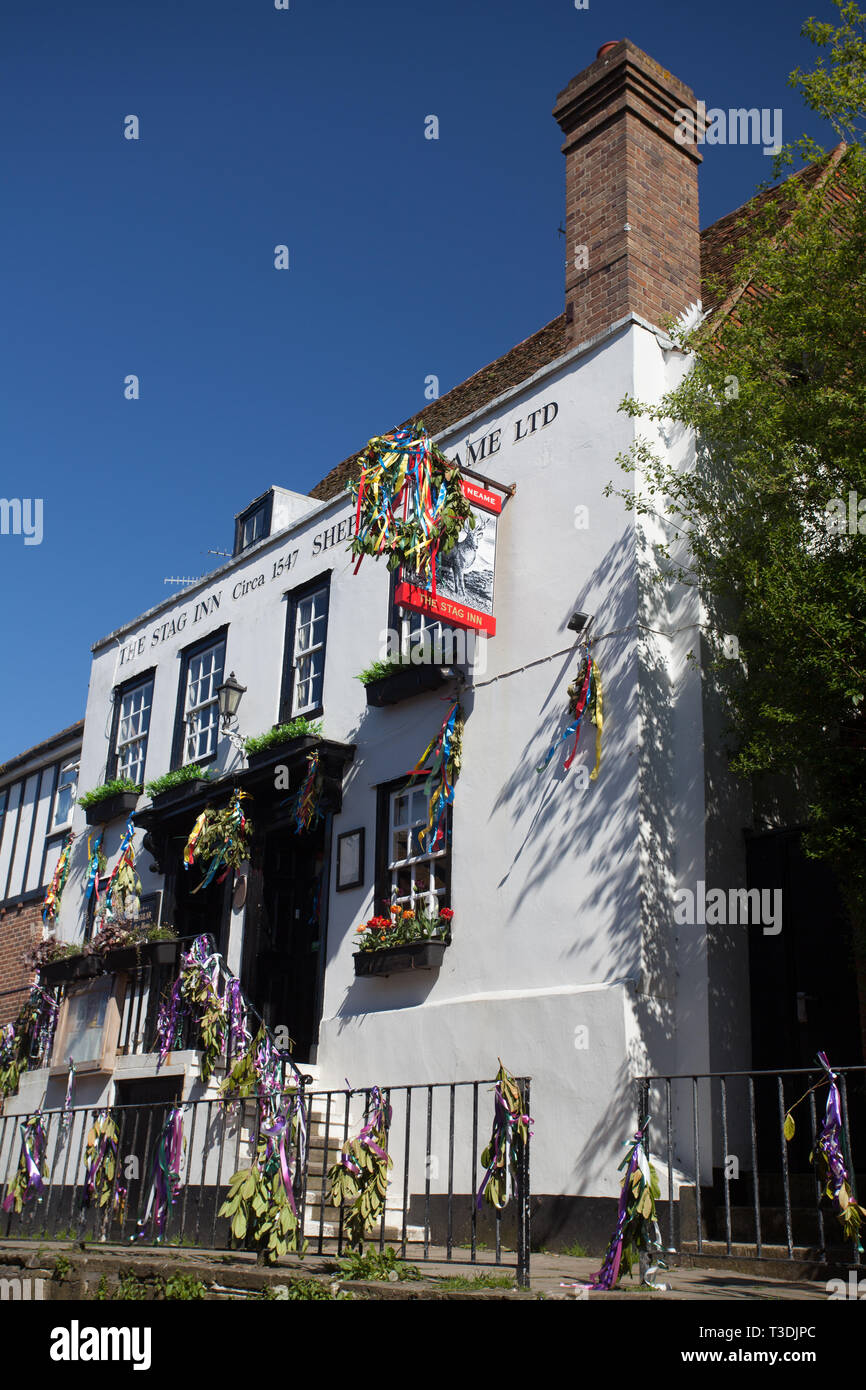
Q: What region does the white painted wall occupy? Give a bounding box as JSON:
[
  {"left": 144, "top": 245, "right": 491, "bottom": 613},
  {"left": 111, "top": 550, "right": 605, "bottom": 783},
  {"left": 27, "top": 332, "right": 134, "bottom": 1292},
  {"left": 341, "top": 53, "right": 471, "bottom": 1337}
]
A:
[{"left": 26, "top": 317, "right": 723, "bottom": 1200}]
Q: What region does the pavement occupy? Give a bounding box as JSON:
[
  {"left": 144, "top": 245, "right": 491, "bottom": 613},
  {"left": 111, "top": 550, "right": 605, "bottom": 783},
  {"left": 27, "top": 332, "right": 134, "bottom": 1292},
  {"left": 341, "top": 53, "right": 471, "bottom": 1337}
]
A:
[{"left": 0, "top": 1239, "right": 834, "bottom": 1300}]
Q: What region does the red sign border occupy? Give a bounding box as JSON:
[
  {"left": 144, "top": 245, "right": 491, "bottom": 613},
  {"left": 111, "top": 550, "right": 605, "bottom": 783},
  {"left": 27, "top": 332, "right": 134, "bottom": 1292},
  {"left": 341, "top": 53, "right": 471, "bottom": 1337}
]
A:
[{"left": 394, "top": 476, "right": 504, "bottom": 636}]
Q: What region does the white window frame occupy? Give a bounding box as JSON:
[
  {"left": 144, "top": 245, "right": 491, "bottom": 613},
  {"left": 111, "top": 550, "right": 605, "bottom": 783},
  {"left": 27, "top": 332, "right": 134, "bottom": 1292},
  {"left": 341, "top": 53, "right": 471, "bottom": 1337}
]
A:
[
  {"left": 240, "top": 506, "right": 266, "bottom": 552},
  {"left": 51, "top": 760, "right": 79, "bottom": 832},
  {"left": 115, "top": 678, "right": 153, "bottom": 785},
  {"left": 183, "top": 640, "right": 224, "bottom": 764},
  {"left": 291, "top": 587, "right": 328, "bottom": 716},
  {"left": 386, "top": 784, "right": 449, "bottom": 918}
]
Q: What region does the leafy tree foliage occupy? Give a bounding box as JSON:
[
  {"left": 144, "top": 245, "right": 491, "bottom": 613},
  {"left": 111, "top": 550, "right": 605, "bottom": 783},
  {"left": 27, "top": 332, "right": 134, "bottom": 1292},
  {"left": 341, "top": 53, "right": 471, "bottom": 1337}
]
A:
[{"left": 610, "top": 4, "right": 866, "bottom": 949}]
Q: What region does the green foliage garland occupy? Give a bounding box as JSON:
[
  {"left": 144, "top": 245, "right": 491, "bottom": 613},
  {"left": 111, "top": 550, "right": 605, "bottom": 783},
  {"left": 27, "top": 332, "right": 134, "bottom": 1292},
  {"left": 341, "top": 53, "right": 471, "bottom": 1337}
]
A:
[
  {"left": 347, "top": 424, "right": 473, "bottom": 579},
  {"left": 328, "top": 1089, "right": 392, "bottom": 1250},
  {"left": 219, "top": 1136, "right": 306, "bottom": 1264}
]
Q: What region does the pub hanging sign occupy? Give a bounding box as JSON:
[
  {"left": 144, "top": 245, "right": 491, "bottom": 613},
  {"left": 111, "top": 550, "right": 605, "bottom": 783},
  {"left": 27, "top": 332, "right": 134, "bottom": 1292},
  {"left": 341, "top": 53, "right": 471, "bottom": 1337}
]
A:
[{"left": 394, "top": 479, "right": 502, "bottom": 636}]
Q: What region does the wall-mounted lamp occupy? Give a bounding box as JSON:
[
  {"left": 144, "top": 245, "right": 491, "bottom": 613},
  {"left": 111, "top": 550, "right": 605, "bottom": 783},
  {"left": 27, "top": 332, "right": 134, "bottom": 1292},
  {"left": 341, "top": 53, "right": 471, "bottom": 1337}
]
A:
[{"left": 217, "top": 671, "right": 247, "bottom": 727}]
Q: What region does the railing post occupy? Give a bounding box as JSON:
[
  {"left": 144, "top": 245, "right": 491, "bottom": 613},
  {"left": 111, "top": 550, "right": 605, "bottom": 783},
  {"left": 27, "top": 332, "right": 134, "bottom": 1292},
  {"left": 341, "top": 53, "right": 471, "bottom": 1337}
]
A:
[{"left": 515, "top": 1078, "right": 531, "bottom": 1290}]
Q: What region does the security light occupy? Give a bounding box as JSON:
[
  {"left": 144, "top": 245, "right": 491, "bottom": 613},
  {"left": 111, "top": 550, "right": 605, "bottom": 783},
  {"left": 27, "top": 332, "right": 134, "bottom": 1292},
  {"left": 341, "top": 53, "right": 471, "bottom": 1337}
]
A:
[{"left": 567, "top": 612, "right": 594, "bottom": 636}]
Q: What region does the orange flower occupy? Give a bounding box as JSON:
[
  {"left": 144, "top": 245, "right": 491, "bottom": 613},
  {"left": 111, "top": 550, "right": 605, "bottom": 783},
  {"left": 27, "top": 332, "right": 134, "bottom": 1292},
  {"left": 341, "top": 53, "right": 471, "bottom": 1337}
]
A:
[
  {"left": 356, "top": 926, "right": 366, "bottom": 933},
  {"left": 401, "top": 909, "right": 414, "bottom": 919}
]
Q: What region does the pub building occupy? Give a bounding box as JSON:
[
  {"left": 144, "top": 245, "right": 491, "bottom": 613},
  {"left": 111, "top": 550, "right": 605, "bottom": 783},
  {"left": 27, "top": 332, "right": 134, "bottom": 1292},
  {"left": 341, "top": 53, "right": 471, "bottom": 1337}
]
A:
[{"left": 2, "top": 41, "right": 860, "bottom": 1253}]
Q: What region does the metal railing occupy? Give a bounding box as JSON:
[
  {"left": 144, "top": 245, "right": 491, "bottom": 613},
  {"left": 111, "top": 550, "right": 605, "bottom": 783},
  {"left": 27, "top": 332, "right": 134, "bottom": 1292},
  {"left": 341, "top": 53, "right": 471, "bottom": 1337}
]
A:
[
  {"left": 0, "top": 1077, "right": 531, "bottom": 1287},
  {"left": 637, "top": 1066, "right": 866, "bottom": 1265}
]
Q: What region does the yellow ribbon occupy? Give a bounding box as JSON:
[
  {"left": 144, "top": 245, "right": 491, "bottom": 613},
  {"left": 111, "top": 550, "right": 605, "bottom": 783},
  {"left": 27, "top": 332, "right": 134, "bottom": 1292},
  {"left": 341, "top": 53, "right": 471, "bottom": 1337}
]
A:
[{"left": 589, "top": 663, "right": 603, "bottom": 781}]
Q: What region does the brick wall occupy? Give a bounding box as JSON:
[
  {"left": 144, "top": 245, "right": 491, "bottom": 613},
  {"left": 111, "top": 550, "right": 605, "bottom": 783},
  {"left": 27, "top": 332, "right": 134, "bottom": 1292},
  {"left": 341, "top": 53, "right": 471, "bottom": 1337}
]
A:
[
  {"left": 553, "top": 40, "right": 702, "bottom": 349},
  {"left": 0, "top": 900, "right": 41, "bottom": 1025}
]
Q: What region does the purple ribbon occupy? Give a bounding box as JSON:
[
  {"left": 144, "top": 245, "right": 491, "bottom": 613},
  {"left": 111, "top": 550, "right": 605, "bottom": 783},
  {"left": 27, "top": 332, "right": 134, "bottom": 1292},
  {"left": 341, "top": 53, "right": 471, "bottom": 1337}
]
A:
[
  {"left": 476, "top": 1083, "right": 532, "bottom": 1211},
  {"left": 131, "top": 1107, "right": 184, "bottom": 1242},
  {"left": 586, "top": 1123, "right": 649, "bottom": 1290},
  {"left": 2, "top": 1113, "right": 47, "bottom": 1212},
  {"left": 262, "top": 1112, "right": 297, "bottom": 1216},
  {"left": 358, "top": 1087, "right": 391, "bottom": 1162},
  {"left": 816, "top": 1051, "right": 859, "bottom": 1240}
]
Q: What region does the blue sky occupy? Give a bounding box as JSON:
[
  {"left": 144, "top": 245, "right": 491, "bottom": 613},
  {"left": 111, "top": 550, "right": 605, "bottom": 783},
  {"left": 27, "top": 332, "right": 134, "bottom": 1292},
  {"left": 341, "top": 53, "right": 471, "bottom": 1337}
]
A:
[{"left": 0, "top": 0, "right": 843, "bottom": 763}]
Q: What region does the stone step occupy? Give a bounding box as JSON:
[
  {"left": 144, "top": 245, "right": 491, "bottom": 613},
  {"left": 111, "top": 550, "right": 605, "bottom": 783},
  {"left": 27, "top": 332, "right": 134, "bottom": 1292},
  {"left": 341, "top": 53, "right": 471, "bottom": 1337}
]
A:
[
  {"left": 678, "top": 1239, "right": 846, "bottom": 1281},
  {"left": 303, "top": 1191, "right": 412, "bottom": 1215},
  {"left": 710, "top": 1205, "right": 824, "bottom": 1244},
  {"left": 300, "top": 1216, "right": 426, "bottom": 1243}
]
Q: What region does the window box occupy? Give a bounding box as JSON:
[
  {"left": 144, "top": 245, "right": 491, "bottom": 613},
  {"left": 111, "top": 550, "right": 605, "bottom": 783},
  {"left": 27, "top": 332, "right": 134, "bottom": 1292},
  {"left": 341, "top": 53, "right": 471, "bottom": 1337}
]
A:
[
  {"left": 365, "top": 664, "right": 452, "bottom": 708},
  {"left": 150, "top": 777, "right": 212, "bottom": 812},
  {"left": 246, "top": 733, "right": 319, "bottom": 772},
  {"left": 102, "top": 939, "right": 180, "bottom": 973},
  {"left": 83, "top": 789, "right": 141, "bottom": 826},
  {"left": 40, "top": 953, "right": 102, "bottom": 984},
  {"left": 353, "top": 939, "right": 449, "bottom": 977}
]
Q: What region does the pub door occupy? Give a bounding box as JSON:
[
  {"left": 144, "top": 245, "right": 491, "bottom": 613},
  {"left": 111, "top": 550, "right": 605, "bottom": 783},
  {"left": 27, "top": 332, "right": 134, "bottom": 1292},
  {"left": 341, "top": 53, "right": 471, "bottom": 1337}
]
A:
[
  {"left": 165, "top": 831, "right": 233, "bottom": 954},
  {"left": 241, "top": 825, "right": 327, "bottom": 1063},
  {"left": 747, "top": 827, "right": 863, "bottom": 1071}
]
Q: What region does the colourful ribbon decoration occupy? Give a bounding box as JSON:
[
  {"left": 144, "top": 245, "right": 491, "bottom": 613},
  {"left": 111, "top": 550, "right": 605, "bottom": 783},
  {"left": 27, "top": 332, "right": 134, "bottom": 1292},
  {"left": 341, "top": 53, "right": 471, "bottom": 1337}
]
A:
[
  {"left": 84, "top": 832, "right": 103, "bottom": 901},
  {"left": 103, "top": 817, "right": 138, "bottom": 918},
  {"left": 284, "top": 750, "right": 323, "bottom": 834},
  {"left": 815, "top": 1052, "right": 866, "bottom": 1247},
  {"left": 576, "top": 1120, "right": 662, "bottom": 1291},
  {"left": 132, "top": 1107, "right": 185, "bottom": 1242},
  {"left": 42, "top": 831, "right": 74, "bottom": 926},
  {"left": 2, "top": 1112, "right": 48, "bottom": 1213},
  {"left": 348, "top": 426, "right": 468, "bottom": 597},
  {"left": 358, "top": 1087, "right": 391, "bottom": 1163},
  {"left": 82, "top": 1110, "right": 127, "bottom": 1224},
  {"left": 26, "top": 987, "right": 60, "bottom": 1061},
  {"left": 156, "top": 933, "right": 304, "bottom": 1103},
  {"left": 190, "top": 791, "right": 251, "bottom": 892},
  {"left": 476, "top": 1068, "right": 533, "bottom": 1211},
  {"left": 536, "top": 653, "right": 603, "bottom": 776},
  {"left": 0, "top": 990, "right": 59, "bottom": 1100},
  {"left": 406, "top": 701, "right": 461, "bottom": 850},
  {"left": 260, "top": 1111, "right": 298, "bottom": 1217},
  {"left": 156, "top": 934, "right": 223, "bottom": 1067},
  {"left": 183, "top": 810, "right": 208, "bottom": 870},
  {"left": 59, "top": 1059, "right": 76, "bottom": 1147}
]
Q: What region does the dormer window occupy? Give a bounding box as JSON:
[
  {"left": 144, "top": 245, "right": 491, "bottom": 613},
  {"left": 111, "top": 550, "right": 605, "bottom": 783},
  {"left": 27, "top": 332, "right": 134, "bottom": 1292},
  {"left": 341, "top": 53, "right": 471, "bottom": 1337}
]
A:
[{"left": 234, "top": 493, "right": 274, "bottom": 556}]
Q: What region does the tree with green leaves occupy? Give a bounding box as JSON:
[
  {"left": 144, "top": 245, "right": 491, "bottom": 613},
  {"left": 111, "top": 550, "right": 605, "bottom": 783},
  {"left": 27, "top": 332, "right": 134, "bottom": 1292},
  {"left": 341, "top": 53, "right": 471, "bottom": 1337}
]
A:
[{"left": 609, "top": 3, "right": 866, "bottom": 1037}]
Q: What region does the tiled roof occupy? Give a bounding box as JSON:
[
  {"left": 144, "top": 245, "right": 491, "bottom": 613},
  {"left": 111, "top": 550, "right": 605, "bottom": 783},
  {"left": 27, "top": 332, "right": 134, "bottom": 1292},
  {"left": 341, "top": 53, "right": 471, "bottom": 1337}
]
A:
[
  {"left": 308, "top": 317, "right": 568, "bottom": 503},
  {"left": 308, "top": 148, "right": 849, "bottom": 502},
  {"left": 700, "top": 144, "right": 849, "bottom": 320}
]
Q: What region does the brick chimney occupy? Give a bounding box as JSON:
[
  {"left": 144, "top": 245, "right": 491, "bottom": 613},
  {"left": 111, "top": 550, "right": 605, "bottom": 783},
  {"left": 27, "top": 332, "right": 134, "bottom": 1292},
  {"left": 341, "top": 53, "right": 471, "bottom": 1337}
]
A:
[{"left": 553, "top": 40, "right": 701, "bottom": 349}]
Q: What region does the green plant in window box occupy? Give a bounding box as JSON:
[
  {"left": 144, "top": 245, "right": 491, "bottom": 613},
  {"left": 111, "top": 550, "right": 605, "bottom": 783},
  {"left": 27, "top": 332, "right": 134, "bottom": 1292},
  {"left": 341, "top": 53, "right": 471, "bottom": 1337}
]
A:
[
  {"left": 23, "top": 938, "right": 81, "bottom": 972},
  {"left": 354, "top": 902, "right": 454, "bottom": 952},
  {"left": 78, "top": 779, "right": 142, "bottom": 810},
  {"left": 144, "top": 765, "right": 214, "bottom": 799},
  {"left": 242, "top": 717, "right": 322, "bottom": 758},
  {"left": 355, "top": 659, "right": 404, "bottom": 687}
]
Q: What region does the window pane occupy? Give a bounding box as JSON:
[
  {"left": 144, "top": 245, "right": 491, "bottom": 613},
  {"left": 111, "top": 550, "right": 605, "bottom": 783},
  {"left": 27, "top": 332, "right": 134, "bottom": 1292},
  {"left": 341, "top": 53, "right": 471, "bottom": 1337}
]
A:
[{"left": 52, "top": 763, "right": 78, "bottom": 828}]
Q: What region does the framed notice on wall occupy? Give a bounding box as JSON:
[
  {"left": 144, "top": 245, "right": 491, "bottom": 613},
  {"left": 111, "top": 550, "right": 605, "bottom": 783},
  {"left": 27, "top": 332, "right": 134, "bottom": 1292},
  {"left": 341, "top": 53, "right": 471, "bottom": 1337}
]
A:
[
  {"left": 50, "top": 975, "right": 124, "bottom": 1076},
  {"left": 394, "top": 479, "right": 502, "bottom": 636}
]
